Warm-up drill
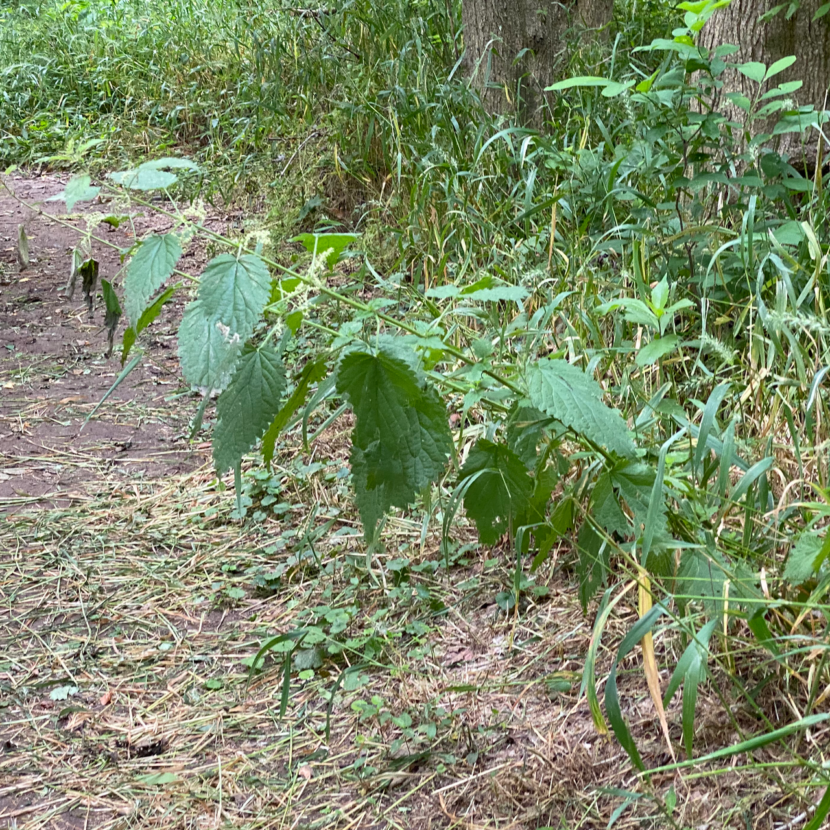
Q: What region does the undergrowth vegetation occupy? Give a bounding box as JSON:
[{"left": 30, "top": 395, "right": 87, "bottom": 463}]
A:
[{"left": 4, "top": 0, "right": 830, "bottom": 825}]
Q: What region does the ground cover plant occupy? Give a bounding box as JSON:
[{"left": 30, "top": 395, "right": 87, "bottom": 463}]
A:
[{"left": 3, "top": 0, "right": 830, "bottom": 827}]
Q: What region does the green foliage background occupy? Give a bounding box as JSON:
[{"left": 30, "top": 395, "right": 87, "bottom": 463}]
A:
[{"left": 4, "top": 0, "right": 830, "bottom": 818}]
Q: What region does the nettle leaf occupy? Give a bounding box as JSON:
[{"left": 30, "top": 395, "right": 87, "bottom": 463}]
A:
[
  {"left": 178, "top": 253, "right": 271, "bottom": 392},
  {"left": 458, "top": 439, "right": 533, "bottom": 545},
  {"left": 48, "top": 174, "right": 100, "bottom": 211},
  {"left": 178, "top": 301, "right": 243, "bottom": 392},
  {"left": 526, "top": 359, "right": 636, "bottom": 458},
  {"left": 676, "top": 547, "right": 758, "bottom": 618},
  {"left": 198, "top": 254, "right": 271, "bottom": 332},
  {"left": 507, "top": 405, "right": 553, "bottom": 470},
  {"left": 612, "top": 463, "right": 667, "bottom": 538},
  {"left": 124, "top": 234, "right": 182, "bottom": 325},
  {"left": 213, "top": 344, "right": 286, "bottom": 474},
  {"left": 612, "top": 462, "right": 671, "bottom": 574},
  {"left": 592, "top": 473, "right": 628, "bottom": 537},
  {"left": 336, "top": 343, "right": 452, "bottom": 541},
  {"left": 109, "top": 157, "right": 199, "bottom": 191}
]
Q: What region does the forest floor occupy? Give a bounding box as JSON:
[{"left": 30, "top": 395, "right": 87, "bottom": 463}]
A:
[{"left": 0, "top": 176, "right": 816, "bottom": 830}]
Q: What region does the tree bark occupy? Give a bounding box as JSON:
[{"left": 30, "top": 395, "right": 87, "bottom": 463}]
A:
[
  {"left": 699, "top": 0, "right": 830, "bottom": 170},
  {"left": 462, "top": 0, "right": 613, "bottom": 121}
]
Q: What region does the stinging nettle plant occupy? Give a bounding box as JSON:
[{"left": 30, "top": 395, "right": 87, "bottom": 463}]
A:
[{"left": 16, "top": 0, "right": 830, "bottom": 799}]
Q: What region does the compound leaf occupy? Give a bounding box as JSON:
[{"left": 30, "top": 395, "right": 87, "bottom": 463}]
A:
[
  {"left": 458, "top": 439, "right": 533, "bottom": 545},
  {"left": 213, "top": 344, "right": 286, "bottom": 474},
  {"left": 527, "top": 359, "right": 636, "bottom": 458},
  {"left": 124, "top": 234, "right": 182, "bottom": 324},
  {"left": 336, "top": 343, "right": 452, "bottom": 541}
]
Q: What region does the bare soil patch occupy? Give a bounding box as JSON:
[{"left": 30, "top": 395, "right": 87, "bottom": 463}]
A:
[{"left": 0, "top": 174, "right": 216, "bottom": 510}]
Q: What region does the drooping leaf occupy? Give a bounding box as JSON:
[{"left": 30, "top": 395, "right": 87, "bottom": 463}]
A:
[
  {"left": 527, "top": 359, "right": 636, "bottom": 458},
  {"left": 17, "top": 224, "right": 29, "bottom": 269},
  {"left": 213, "top": 344, "right": 286, "bottom": 474},
  {"left": 638, "top": 571, "right": 675, "bottom": 763},
  {"left": 458, "top": 439, "right": 533, "bottom": 545},
  {"left": 605, "top": 603, "right": 669, "bottom": 771},
  {"left": 137, "top": 285, "right": 176, "bottom": 334},
  {"left": 506, "top": 405, "right": 553, "bottom": 470},
  {"left": 592, "top": 473, "right": 628, "bottom": 537},
  {"left": 124, "top": 234, "right": 182, "bottom": 325},
  {"left": 79, "top": 258, "right": 99, "bottom": 315},
  {"left": 121, "top": 327, "right": 136, "bottom": 365},
  {"left": 336, "top": 343, "right": 452, "bottom": 542},
  {"left": 101, "top": 279, "right": 122, "bottom": 358},
  {"left": 612, "top": 462, "right": 670, "bottom": 552},
  {"left": 531, "top": 497, "right": 574, "bottom": 571},
  {"left": 66, "top": 248, "right": 83, "bottom": 299},
  {"left": 262, "top": 357, "right": 328, "bottom": 466},
  {"left": 517, "top": 463, "right": 559, "bottom": 529}
]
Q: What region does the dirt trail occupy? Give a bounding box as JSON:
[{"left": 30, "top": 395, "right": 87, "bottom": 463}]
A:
[{"left": 0, "top": 175, "right": 213, "bottom": 509}]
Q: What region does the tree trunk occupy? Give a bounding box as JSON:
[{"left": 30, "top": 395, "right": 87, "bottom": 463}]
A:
[
  {"left": 462, "top": 0, "right": 613, "bottom": 122},
  {"left": 699, "top": 0, "right": 830, "bottom": 170}
]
